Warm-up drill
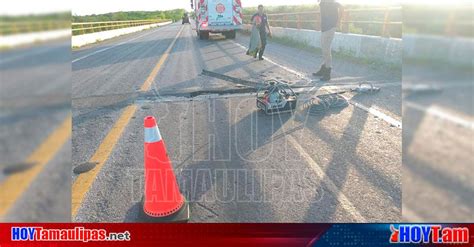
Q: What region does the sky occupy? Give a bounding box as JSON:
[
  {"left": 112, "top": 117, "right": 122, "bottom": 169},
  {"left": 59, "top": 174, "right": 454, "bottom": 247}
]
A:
[
  {"left": 71, "top": 0, "right": 399, "bottom": 16},
  {"left": 0, "top": 0, "right": 470, "bottom": 16},
  {"left": 0, "top": 0, "right": 70, "bottom": 15}
]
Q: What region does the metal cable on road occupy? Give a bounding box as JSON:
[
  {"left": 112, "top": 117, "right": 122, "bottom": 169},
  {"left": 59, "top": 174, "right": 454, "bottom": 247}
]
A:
[{"left": 301, "top": 93, "right": 349, "bottom": 116}]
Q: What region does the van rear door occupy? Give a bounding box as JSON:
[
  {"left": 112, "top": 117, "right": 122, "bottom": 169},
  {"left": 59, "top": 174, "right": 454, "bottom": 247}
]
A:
[{"left": 207, "top": 0, "right": 233, "bottom": 26}]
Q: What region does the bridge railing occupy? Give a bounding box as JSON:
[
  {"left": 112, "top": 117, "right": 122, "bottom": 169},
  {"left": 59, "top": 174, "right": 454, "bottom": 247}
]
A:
[
  {"left": 403, "top": 6, "right": 473, "bottom": 38},
  {"left": 0, "top": 21, "right": 70, "bottom": 35},
  {"left": 71, "top": 19, "right": 170, "bottom": 36},
  {"left": 244, "top": 7, "right": 402, "bottom": 38},
  {"left": 244, "top": 6, "right": 473, "bottom": 38}
]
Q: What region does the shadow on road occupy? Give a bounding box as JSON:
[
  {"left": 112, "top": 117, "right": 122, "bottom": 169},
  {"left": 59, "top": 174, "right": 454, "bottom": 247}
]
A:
[
  {"left": 402, "top": 64, "right": 474, "bottom": 221},
  {"left": 301, "top": 93, "right": 401, "bottom": 222}
]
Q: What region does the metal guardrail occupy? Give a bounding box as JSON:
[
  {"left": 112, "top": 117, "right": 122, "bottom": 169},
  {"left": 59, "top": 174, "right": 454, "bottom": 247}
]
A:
[
  {"left": 71, "top": 19, "right": 170, "bottom": 36},
  {"left": 404, "top": 5, "right": 473, "bottom": 37},
  {"left": 244, "top": 7, "right": 402, "bottom": 38},
  {"left": 0, "top": 21, "right": 70, "bottom": 35},
  {"left": 245, "top": 7, "right": 473, "bottom": 38}
]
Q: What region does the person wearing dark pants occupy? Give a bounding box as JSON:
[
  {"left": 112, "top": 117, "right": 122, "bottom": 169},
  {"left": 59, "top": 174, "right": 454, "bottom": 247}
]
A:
[
  {"left": 313, "top": 0, "right": 344, "bottom": 81},
  {"left": 251, "top": 5, "right": 272, "bottom": 60}
]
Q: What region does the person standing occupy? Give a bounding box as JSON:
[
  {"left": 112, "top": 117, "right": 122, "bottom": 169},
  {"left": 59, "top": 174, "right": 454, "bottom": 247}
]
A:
[
  {"left": 313, "top": 0, "right": 344, "bottom": 81},
  {"left": 251, "top": 5, "right": 272, "bottom": 60}
]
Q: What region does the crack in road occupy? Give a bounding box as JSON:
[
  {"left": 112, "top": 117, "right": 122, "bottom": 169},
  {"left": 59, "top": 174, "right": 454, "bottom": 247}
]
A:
[
  {"left": 72, "top": 88, "right": 260, "bottom": 109},
  {"left": 195, "top": 202, "right": 220, "bottom": 218}
]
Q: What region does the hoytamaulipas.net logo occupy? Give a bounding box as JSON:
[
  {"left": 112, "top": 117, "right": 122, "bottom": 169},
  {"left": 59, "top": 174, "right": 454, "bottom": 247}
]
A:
[
  {"left": 11, "top": 227, "right": 131, "bottom": 242},
  {"left": 390, "top": 224, "right": 469, "bottom": 244}
]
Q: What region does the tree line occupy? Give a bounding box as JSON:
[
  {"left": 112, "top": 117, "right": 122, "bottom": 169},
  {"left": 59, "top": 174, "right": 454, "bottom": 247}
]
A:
[{"left": 72, "top": 9, "right": 186, "bottom": 23}]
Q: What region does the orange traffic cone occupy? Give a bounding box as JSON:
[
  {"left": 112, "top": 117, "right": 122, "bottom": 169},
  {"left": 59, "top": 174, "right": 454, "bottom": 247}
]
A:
[{"left": 139, "top": 116, "right": 189, "bottom": 222}]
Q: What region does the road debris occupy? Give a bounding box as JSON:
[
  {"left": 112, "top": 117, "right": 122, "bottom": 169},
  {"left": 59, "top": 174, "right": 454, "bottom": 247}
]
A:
[
  {"left": 301, "top": 93, "right": 349, "bottom": 116},
  {"left": 3, "top": 162, "right": 36, "bottom": 175},
  {"left": 202, "top": 70, "right": 384, "bottom": 117},
  {"left": 403, "top": 84, "right": 442, "bottom": 96},
  {"left": 351, "top": 83, "right": 381, "bottom": 94},
  {"left": 256, "top": 79, "right": 298, "bottom": 115},
  {"left": 73, "top": 162, "right": 98, "bottom": 175}
]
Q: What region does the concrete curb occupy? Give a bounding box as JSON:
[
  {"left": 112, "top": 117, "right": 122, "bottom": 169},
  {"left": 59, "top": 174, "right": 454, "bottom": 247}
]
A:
[
  {"left": 403, "top": 34, "right": 473, "bottom": 67},
  {"left": 72, "top": 21, "right": 173, "bottom": 48},
  {"left": 0, "top": 29, "right": 70, "bottom": 48},
  {"left": 242, "top": 24, "right": 402, "bottom": 64}
]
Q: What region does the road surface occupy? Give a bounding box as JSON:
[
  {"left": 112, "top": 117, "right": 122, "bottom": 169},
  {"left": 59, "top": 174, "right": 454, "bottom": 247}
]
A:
[
  {"left": 72, "top": 22, "right": 402, "bottom": 223},
  {"left": 0, "top": 40, "right": 71, "bottom": 222},
  {"left": 402, "top": 64, "right": 473, "bottom": 222}
]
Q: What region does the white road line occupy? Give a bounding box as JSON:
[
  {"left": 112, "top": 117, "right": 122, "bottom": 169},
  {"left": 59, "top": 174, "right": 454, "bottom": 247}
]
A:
[
  {"left": 0, "top": 46, "right": 58, "bottom": 65},
  {"left": 287, "top": 135, "right": 366, "bottom": 222},
  {"left": 347, "top": 99, "right": 402, "bottom": 128},
  {"left": 72, "top": 26, "right": 167, "bottom": 64},
  {"left": 232, "top": 41, "right": 403, "bottom": 129},
  {"left": 404, "top": 81, "right": 473, "bottom": 90},
  {"left": 404, "top": 101, "right": 473, "bottom": 130},
  {"left": 237, "top": 42, "right": 311, "bottom": 80}
]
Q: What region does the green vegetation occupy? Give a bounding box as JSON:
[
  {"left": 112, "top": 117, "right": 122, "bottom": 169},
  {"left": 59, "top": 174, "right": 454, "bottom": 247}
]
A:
[
  {"left": 243, "top": 4, "right": 402, "bottom": 38},
  {"left": 243, "top": 4, "right": 472, "bottom": 38},
  {"left": 0, "top": 12, "right": 70, "bottom": 35},
  {"left": 71, "top": 10, "right": 186, "bottom": 36},
  {"left": 0, "top": 12, "right": 70, "bottom": 22},
  {"left": 404, "top": 5, "right": 473, "bottom": 37},
  {"left": 243, "top": 4, "right": 319, "bottom": 15},
  {"left": 72, "top": 9, "right": 186, "bottom": 23},
  {"left": 71, "top": 19, "right": 169, "bottom": 36}
]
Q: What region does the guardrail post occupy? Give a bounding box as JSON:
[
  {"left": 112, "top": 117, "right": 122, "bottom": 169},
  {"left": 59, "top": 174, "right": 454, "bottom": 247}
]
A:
[
  {"left": 297, "top": 15, "right": 302, "bottom": 29},
  {"left": 342, "top": 11, "right": 350, "bottom": 33},
  {"left": 284, "top": 14, "right": 289, "bottom": 28},
  {"left": 12, "top": 23, "right": 18, "bottom": 34},
  {"left": 382, "top": 8, "right": 391, "bottom": 37},
  {"left": 444, "top": 9, "right": 456, "bottom": 36},
  {"left": 315, "top": 12, "right": 321, "bottom": 31}
]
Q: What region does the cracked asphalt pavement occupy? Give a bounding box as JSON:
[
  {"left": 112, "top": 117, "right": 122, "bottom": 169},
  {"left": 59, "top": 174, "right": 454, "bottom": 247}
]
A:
[
  {"left": 72, "top": 22, "right": 402, "bottom": 222},
  {"left": 1, "top": 40, "right": 71, "bottom": 222}
]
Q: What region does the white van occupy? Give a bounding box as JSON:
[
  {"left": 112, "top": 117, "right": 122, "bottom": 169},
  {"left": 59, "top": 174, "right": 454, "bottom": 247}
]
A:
[{"left": 193, "top": 0, "right": 243, "bottom": 40}]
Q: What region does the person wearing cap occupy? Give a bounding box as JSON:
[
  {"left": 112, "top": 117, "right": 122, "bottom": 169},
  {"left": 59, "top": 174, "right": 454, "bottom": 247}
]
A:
[
  {"left": 250, "top": 5, "right": 272, "bottom": 60},
  {"left": 313, "top": 0, "right": 344, "bottom": 81}
]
